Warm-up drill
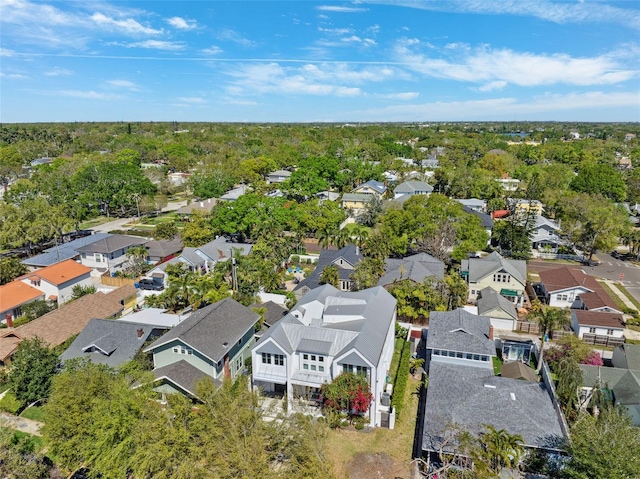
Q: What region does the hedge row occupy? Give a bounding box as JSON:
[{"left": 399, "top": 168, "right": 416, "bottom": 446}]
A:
[{"left": 391, "top": 339, "right": 412, "bottom": 418}]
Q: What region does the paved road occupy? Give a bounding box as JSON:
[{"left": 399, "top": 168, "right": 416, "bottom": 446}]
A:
[
  {"left": 530, "top": 252, "right": 640, "bottom": 304},
  {"left": 90, "top": 199, "right": 188, "bottom": 233}
]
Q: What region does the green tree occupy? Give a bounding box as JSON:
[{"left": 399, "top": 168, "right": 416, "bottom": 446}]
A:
[
  {"left": 570, "top": 163, "right": 626, "bottom": 202},
  {"left": 125, "top": 245, "right": 149, "bottom": 278},
  {"left": 320, "top": 373, "right": 373, "bottom": 420},
  {"left": 20, "top": 299, "right": 57, "bottom": 321},
  {"left": 8, "top": 337, "right": 59, "bottom": 407},
  {"left": 563, "top": 406, "right": 640, "bottom": 479},
  {"left": 70, "top": 284, "right": 97, "bottom": 301},
  {"left": 318, "top": 264, "right": 339, "bottom": 288},
  {"left": 350, "top": 257, "right": 385, "bottom": 290},
  {"left": 0, "top": 146, "right": 23, "bottom": 190},
  {"left": 153, "top": 221, "right": 178, "bottom": 240},
  {"left": 528, "top": 307, "right": 570, "bottom": 372},
  {"left": 181, "top": 212, "right": 214, "bottom": 247},
  {"left": 0, "top": 257, "right": 28, "bottom": 285},
  {"left": 474, "top": 425, "right": 525, "bottom": 476}
]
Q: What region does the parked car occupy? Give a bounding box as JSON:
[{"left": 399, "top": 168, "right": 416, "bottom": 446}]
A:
[{"left": 137, "top": 278, "right": 164, "bottom": 291}]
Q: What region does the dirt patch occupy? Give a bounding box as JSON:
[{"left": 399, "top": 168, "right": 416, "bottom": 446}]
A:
[{"left": 348, "top": 452, "right": 408, "bottom": 479}]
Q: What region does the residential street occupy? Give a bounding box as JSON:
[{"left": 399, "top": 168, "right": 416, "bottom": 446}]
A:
[{"left": 89, "top": 199, "right": 188, "bottom": 233}]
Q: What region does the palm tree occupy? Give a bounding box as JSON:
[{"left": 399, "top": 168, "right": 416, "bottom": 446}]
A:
[
  {"left": 317, "top": 227, "right": 335, "bottom": 249},
  {"left": 477, "top": 425, "right": 525, "bottom": 474},
  {"left": 319, "top": 265, "right": 340, "bottom": 288},
  {"left": 529, "top": 306, "right": 570, "bottom": 372}
]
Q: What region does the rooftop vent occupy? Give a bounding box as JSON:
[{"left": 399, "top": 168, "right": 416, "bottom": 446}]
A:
[
  {"left": 510, "top": 392, "right": 516, "bottom": 401},
  {"left": 484, "top": 384, "right": 496, "bottom": 389},
  {"left": 223, "top": 341, "right": 228, "bottom": 348}
]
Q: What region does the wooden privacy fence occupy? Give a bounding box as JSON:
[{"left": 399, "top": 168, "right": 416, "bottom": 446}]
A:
[
  {"left": 101, "top": 273, "right": 137, "bottom": 287},
  {"left": 516, "top": 321, "right": 540, "bottom": 334},
  {"left": 581, "top": 333, "right": 625, "bottom": 348}
]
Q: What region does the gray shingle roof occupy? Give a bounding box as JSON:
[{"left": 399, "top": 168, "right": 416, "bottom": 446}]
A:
[
  {"left": 60, "top": 318, "right": 163, "bottom": 367},
  {"left": 76, "top": 235, "right": 148, "bottom": 254},
  {"left": 145, "top": 298, "right": 259, "bottom": 362},
  {"left": 477, "top": 287, "right": 518, "bottom": 321},
  {"left": 378, "top": 253, "right": 445, "bottom": 286},
  {"left": 144, "top": 238, "right": 183, "bottom": 260},
  {"left": 178, "top": 237, "right": 252, "bottom": 267},
  {"left": 251, "top": 301, "right": 288, "bottom": 327},
  {"left": 462, "top": 206, "right": 493, "bottom": 229},
  {"left": 394, "top": 180, "right": 433, "bottom": 195},
  {"left": 464, "top": 252, "right": 526, "bottom": 285},
  {"left": 153, "top": 359, "right": 220, "bottom": 398},
  {"left": 256, "top": 285, "right": 396, "bottom": 366},
  {"left": 22, "top": 233, "right": 112, "bottom": 267},
  {"left": 422, "top": 362, "right": 565, "bottom": 453},
  {"left": 427, "top": 309, "right": 495, "bottom": 356},
  {"left": 580, "top": 365, "right": 640, "bottom": 405},
  {"left": 294, "top": 244, "right": 363, "bottom": 292},
  {"left": 616, "top": 344, "right": 640, "bottom": 370},
  {"left": 353, "top": 180, "right": 386, "bottom": 195}
]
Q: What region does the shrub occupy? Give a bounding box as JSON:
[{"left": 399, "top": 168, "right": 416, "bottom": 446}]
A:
[
  {"left": 355, "top": 422, "right": 365, "bottom": 430},
  {"left": 0, "top": 390, "right": 24, "bottom": 414},
  {"left": 290, "top": 255, "right": 300, "bottom": 265},
  {"left": 391, "top": 340, "right": 412, "bottom": 418}
]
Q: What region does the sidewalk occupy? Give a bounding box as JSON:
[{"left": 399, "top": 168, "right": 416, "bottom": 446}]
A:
[
  {"left": 601, "top": 279, "right": 637, "bottom": 311},
  {"left": 0, "top": 390, "right": 44, "bottom": 436}
]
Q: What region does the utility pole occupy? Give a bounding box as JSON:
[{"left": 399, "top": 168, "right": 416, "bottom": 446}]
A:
[{"left": 230, "top": 249, "right": 238, "bottom": 293}]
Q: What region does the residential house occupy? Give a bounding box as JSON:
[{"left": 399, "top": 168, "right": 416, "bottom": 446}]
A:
[
  {"left": 426, "top": 309, "right": 496, "bottom": 371},
  {"left": 393, "top": 180, "right": 433, "bottom": 199},
  {"left": 612, "top": 343, "right": 640, "bottom": 370},
  {"left": 496, "top": 176, "right": 520, "bottom": 192},
  {"left": 476, "top": 287, "right": 518, "bottom": 331},
  {"left": 508, "top": 198, "right": 544, "bottom": 216},
  {"left": 568, "top": 131, "right": 580, "bottom": 140},
  {"left": 500, "top": 336, "right": 535, "bottom": 364},
  {"left": 461, "top": 252, "right": 527, "bottom": 307},
  {"left": 538, "top": 266, "right": 622, "bottom": 313},
  {"left": 219, "top": 184, "right": 251, "bottom": 201},
  {"left": 579, "top": 365, "right": 640, "bottom": 425},
  {"left": 167, "top": 172, "right": 191, "bottom": 186},
  {"left": 145, "top": 257, "right": 182, "bottom": 287},
  {"left": 145, "top": 298, "right": 259, "bottom": 399},
  {"left": 175, "top": 198, "right": 216, "bottom": 216},
  {"left": 22, "top": 232, "right": 111, "bottom": 269},
  {"left": 462, "top": 206, "right": 493, "bottom": 243},
  {"left": 0, "top": 282, "right": 45, "bottom": 324},
  {"left": 77, "top": 235, "right": 148, "bottom": 274},
  {"left": 118, "top": 307, "right": 186, "bottom": 329},
  {"left": 530, "top": 215, "right": 563, "bottom": 251},
  {"left": 457, "top": 198, "right": 486, "bottom": 213},
  {"left": 17, "top": 259, "right": 93, "bottom": 305},
  {"left": 144, "top": 238, "right": 183, "bottom": 264},
  {"left": 294, "top": 244, "right": 364, "bottom": 294},
  {"left": 352, "top": 180, "right": 387, "bottom": 197},
  {"left": 421, "top": 362, "right": 564, "bottom": 468},
  {"left": 0, "top": 285, "right": 136, "bottom": 367},
  {"left": 315, "top": 190, "right": 340, "bottom": 202},
  {"left": 625, "top": 133, "right": 637, "bottom": 142},
  {"left": 252, "top": 301, "right": 288, "bottom": 328},
  {"left": 571, "top": 310, "right": 625, "bottom": 342},
  {"left": 617, "top": 156, "right": 632, "bottom": 171},
  {"left": 177, "top": 237, "right": 252, "bottom": 273},
  {"left": 266, "top": 170, "right": 292, "bottom": 184},
  {"left": 60, "top": 318, "right": 167, "bottom": 368},
  {"left": 420, "top": 158, "right": 440, "bottom": 169},
  {"left": 251, "top": 284, "right": 397, "bottom": 427},
  {"left": 377, "top": 253, "right": 444, "bottom": 287},
  {"left": 341, "top": 193, "right": 373, "bottom": 215}
]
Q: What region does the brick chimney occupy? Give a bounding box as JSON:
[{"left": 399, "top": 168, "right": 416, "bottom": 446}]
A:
[
  {"left": 488, "top": 325, "right": 494, "bottom": 340},
  {"left": 136, "top": 328, "right": 144, "bottom": 338},
  {"left": 5, "top": 314, "right": 13, "bottom": 329}
]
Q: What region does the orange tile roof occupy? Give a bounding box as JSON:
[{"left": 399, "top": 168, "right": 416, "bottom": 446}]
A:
[
  {"left": 22, "top": 259, "right": 92, "bottom": 286},
  {"left": 0, "top": 282, "right": 45, "bottom": 313},
  {"left": 0, "top": 285, "right": 138, "bottom": 361}
]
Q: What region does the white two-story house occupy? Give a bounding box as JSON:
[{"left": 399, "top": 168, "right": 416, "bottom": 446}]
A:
[
  {"left": 461, "top": 252, "right": 527, "bottom": 307},
  {"left": 77, "top": 235, "right": 148, "bottom": 274},
  {"left": 17, "top": 259, "right": 93, "bottom": 305},
  {"left": 251, "top": 284, "right": 397, "bottom": 427}
]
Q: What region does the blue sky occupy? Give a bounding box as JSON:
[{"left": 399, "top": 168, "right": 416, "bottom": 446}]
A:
[{"left": 1, "top": 0, "right": 639, "bottom": 122}]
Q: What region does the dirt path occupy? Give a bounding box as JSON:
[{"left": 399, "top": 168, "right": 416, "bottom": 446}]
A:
[{"left": 0, "top": 412, "right": 43, "bottom": 436}]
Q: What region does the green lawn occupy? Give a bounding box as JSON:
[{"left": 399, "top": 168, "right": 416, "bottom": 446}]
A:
[
  {"left": 598, "top": 281, "right": 632, "bottom": 312},
  {"left": 79, "top": 216, "right": 110, "bottom": 229},
  {"left": 21, "top": 406, "right": 44, "bottom": 422},
  {"left": 341, "top": 223, "right": 372, "bottom": 234},
  {"left": 11, "top": 431, "right": 44, "bottom": 451},
  {"left": 492, "top": 356, "right": 503, "bottom": 375},
  {"left": 389, "top": 338, "right": 405, "bottom": 384}
]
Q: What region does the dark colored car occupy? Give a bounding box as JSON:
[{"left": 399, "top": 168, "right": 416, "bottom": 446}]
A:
[{"left": 138, "top": 278, "right": 164, "bottom": 291}]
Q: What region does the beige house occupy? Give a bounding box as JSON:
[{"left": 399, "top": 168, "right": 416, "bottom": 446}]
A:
[
  {"left": 461, "top": 252, "right": 527, "bottom": 307},
  {"left": 341, "top": 193, "right": 373, "bottom": 215}
]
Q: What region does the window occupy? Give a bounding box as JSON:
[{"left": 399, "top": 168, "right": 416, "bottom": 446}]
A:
[
  {"left": 493, "top": 273, "right": 511, "bottom": 283},
  {"left": 343, "top": 364, "right": 368, "bottom": 376},
  {"left": 173, "top": 347, "right": 179, "bottom": 353},
  {"left": 588, "top": 327, "right": 596, "bottom": 334},
  {"left": 262, "top": 352, "right": 272, "bottom": 364},
  {"left": 235, "top": 357, "right": 243, "bottom": 373},
  {"left": 274, "top": 354, "right": 284, "bottom": 366},
  {"left": 606, "top": 329, "right": 614, "bottom": 335},
  {"left": 174, "top": 346, "right": 193, "bottom": 355},
  {"left": 95, "top": 253, "right": 102, "bottom": 263},
  {"left": 302, "top": 353, "right": 324, "bottom": 373}
]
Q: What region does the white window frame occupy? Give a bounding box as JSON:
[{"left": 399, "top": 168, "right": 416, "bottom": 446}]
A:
[{"left": 262, "top": 352, "right": 272, "bottom": 364}]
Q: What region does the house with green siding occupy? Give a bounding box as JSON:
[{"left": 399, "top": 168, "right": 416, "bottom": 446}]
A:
[{"left": 144, "top": 297, "right": 259, "bottom": 399}]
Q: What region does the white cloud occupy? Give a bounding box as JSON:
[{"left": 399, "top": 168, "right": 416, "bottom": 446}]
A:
[
  {"left": 0, "top": 72, "right": 29, "bottom": 79},
  {"left": 0, "top": 48, "right": 16, "bottom": 57},
  {"left": 318, "top": 27, "right": 354, "bottom": 35},
  {"left": 45, "top": 67, "right": 73, "bottom": 76},
  {"left": 474, "top": 80, "right": 507, "bottom": 92},
  {"left": 112, "top": 40, "right": 186, "bottom": 51},
  {"left": 316, "top": 5, "right": 368, "bottom": 13},
  {"left": 368, "top": 0, "right": 640, "bottom": 30},
  {"left": 201, "top": 45, "right": 223, "bottom": 55},
  {"left": 224, "top": 62, "right": 364, "bottom": 97},
  {"left": 166, "top": 16, "right": 197, "bottom": 30},
  {"left": 356, "top": 90, "right": 640, "bottom": 121},
  {"left": 176, "top": 97, "right": 207, "bottom": 104},
  {"left": 394, "top": 41, "right": 639, "bottom": 86},
  {"left": 106, "top": 79, "right": 139, "bottom": 90},
  {"left": 383, "top": 91, "right": 420, "bottom": 100},
  {"left": 90, "top": 12, "right": 162, "bottom": 35},
  {"left": 57, "top": 90, "right": 123, "bottom": 100},
  {"left": 216, "top": 29, "right": 255, "bottom": 47}
]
